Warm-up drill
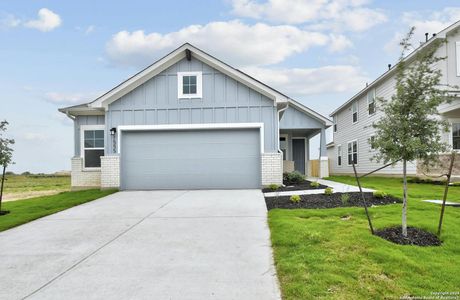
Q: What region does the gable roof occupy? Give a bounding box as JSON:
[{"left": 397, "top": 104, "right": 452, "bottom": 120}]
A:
[
  {"left": 329, "top": 19, "right": 460, "bottom": 117},
  {"left": 59, "top": 43, "right": 331, "bottom": 126}
]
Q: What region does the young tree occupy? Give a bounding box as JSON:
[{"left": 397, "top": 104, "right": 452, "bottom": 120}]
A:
[
  {"left": 0, "top": 120, "right": 15, "bottom": 215},
  {"left": 371, "top": 28, "right": 453, "bottom": 237}
]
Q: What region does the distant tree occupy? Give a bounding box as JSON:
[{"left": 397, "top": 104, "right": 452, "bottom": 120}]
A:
[
  {"left": 21, "top": 171, "right": 31, "bottom": 176},
  {"left": 0, "top": 120, "right": 15, "bottom": 215},
  {"left": 371, "top": 28, "right": 454, "bottom": 237}
]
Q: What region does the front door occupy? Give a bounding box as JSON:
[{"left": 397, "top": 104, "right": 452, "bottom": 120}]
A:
[{"left": 292, "top": 139, "right": 305, "bottom": 174}]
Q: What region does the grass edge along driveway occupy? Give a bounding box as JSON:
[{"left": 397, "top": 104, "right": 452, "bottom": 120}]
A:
[
  {"left": 269, "top": 176, "right": 460, "bottom": 299},
  {"left": 0, "top": 189, "right": 117, "bottom": 232}
]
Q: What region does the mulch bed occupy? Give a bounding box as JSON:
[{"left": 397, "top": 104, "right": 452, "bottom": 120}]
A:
[
  {"left": 262, "top": 180, "right": 328, "bottom": 193},
  {"left": 265, "top": 192, "right": 401, "bottom": 210},
  {"left": 374, "top": 226, "right": 442, "bottom": 246}
]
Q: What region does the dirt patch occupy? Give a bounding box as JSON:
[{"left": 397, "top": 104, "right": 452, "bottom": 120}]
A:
[
  {"left": 2, "top": 189, "right": 68, "bottom": 202},
  {"left": 374, "top": 226, "right": 442, "bottom": 246},
  {"left": 262, "top": 180, "right": 328, "bottom": 193},
  {"left": 265, "top": 192, "right": 401, "bottom": 210}
]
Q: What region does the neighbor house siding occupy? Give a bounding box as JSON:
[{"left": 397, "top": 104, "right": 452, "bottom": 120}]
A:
[
  {"left": 105, "top": 57, "right": 278, "bottom": 154},
  {"left": 74, "top": 115, "right": 105, "bottom": 156}
]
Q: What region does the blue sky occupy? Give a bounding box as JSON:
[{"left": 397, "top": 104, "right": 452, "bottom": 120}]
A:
[{"left": 1, "top": 0, "right": 460, "bottom": 173}]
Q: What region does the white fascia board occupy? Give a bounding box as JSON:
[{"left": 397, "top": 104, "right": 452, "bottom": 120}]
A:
[{"left": 117, "top": 122, "right": 265, "bottom": 154}]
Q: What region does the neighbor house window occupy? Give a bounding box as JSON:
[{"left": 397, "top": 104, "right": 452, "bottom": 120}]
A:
[
  {"left": 347, "top": 140, "right": 358, "bottom": 165},
  {"left": 453, "top": 123, "right": 460, "bottom": 149},
  {"left": 369, "top": 135, "right": 376, "bottom": 150},
  {"left": 81, "top": 126, "right": 104, "bottom": 168},
  {"left": 352, "top": 101, "right": 358, "bottom": 123},
  {"left": 367, "top": 89, "right": 376, "bottom": 115},
  {"left": 337, "top": 145, "right": 342, "bottom": 166},
  {"left": 177, "top": 72, "right": 202, "bottom": 98},
  {"left": 280, "top": 136, "right": 288, "bottom": 159},
  {"left": 333, "top": 115, "right": 337, "bottom": 132}
]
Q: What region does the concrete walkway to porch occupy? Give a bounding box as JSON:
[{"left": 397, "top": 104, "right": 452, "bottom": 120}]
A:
[{"left": 263, "top": 177, "right": 375, "bottom": 197}]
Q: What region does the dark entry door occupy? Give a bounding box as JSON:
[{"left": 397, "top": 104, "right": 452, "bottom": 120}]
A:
[{"left": 292, "top": 139, "right": 305, "bottom": 174}]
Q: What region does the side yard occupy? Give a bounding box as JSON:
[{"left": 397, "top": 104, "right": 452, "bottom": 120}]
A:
[
  {"left": 0, "top": 189, "right": 117, "bottom": 232},
  {"left": 269, "top": 176, "right": 460, "bottom": 299},
  {"left": 2, "top": 174, "right": 70, "bottom": 201}
]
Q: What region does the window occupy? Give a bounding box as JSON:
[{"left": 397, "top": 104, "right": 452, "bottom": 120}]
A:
[
  {"left": 367, "top": 89, "right": 376, "bottom": 115},
  {"left": 280, "top": 136, "right": 288, "bottom": 159},
  {"left": 352, "top": 101, "right": 358, "bottom": 123},
  {"left": 453, "top": 123, "right": 460, "bottom": 149},
  {"left": 456, "top": 42, "right": 460, "bottom": 77},
  {"left": 347, "top": 140, "right": 358, "bottom": 165},
  {"left": 82, "top": 126, "right": 104, "bottom": 168},
  {"left": 177, "top": 72, "right": 202, "bottom": 98},
  {"left": 369, "top": 135, "right": 375, "bottom": 150},
  {"left": 337, "top": 145, "right": 342, "bottom": 166},
  {"left": 333, "top": 115, "right": 337, "bottom": 132}
]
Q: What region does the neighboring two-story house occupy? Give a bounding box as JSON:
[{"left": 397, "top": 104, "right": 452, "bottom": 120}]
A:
[
  {"left": 60, "top": 43, "right": 332, "bottom": 190},
  {"left": 328, "top": 20, "right": 460, "bottom": 177}
]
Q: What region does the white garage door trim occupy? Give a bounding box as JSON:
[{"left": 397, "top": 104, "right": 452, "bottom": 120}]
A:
[{"left": 116, "top": 123, "right": 265, "bottom": 154}]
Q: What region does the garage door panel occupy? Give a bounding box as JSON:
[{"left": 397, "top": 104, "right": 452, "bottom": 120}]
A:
[{"left": 121, "top": 129, "right": 261, "bottom": 189}]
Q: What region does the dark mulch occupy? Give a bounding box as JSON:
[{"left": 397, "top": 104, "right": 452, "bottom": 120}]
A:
[
  {"left": 374, "top": 226, "right": 442, "bottom": 246},
  {"left": 0, "top": 210, "right": 10, "bottom": 216},
  {"left": 262, "top": 180, "right": 328, "bottom": 193},
  {"left": 265, "top": 192, "right": 401, "bottom": 210}
]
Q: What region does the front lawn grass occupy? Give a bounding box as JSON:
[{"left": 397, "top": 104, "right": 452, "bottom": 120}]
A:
[
  {"left": 0, "top": 189, "right": 117, "bottom": 232},
  {"left": 269, "top": 176, "right": 460, "bottom": 299}
]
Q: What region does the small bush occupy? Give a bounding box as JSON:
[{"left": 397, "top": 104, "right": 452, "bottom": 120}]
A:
[
  {"left": 284, "top": 171, "right": 305, "bottom": 185},
  {"left": 268, "top": 184, "right": 280, "bottom": 191},
  {"left": 290, "top": 195, "right": 301, "bottom": 203},
  {"left": 341, "top": 193, "right": 350, "bottom": 205},
  {"left": 373, "top": 190, "right": 387, "bottom": 198},
  {"left": 324, "top": 187, "right": 333, "bottom": 195},
  {"left": 310, "top": 181, "right": 320, "bottom": 188}
]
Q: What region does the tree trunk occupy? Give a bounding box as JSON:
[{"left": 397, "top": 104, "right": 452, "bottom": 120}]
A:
[
  {"left": 402, "top": 159, "right": 408, "bottom": 237},
  {"left": 437, "top": 152, "right": 455, "bottom": 236},
  {"left": 0, "top": 164, "right": 6, "bottom": 212}
]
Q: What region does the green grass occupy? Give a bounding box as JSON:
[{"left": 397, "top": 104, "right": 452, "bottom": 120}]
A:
[
  {"left": 269, "top": 176, "right": 460, "bottom": 299},
  {"left": 0, "top": 189, "right": 117, "bottom": 232},
  {"left": 2, "top": 175, "right": 70, "bottom": 194}
]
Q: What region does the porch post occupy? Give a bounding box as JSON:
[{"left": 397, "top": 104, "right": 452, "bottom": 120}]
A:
[{"left": 319, "top": 127, "right": 329, "bottom": 178}]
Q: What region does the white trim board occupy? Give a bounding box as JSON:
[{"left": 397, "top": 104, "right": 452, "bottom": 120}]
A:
[{"left": 116, "top": 123, "right": 265, "bottom": 154}]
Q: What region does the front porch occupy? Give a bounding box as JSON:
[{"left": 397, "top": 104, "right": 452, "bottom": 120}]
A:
[{"left": 279, "top": 100, "right": 331, "bottom": 178}]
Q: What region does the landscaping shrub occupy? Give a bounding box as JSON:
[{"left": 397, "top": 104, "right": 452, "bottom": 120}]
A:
[
  {"left": 373, "top": 190, "right": 387, "bottom": 198},
  {"left": 341, "top": 193, "right": 350, "bottom": 205},
  {"left": 324, "top": 187, "right": 333, "bottom": 195},
  {"left": 284, "top": 171, "right": 305, "bottom": 185},
  {"left": 290, "top": 195, "right": 301, "bottom": 203},
  {"left": 268, "top": 184, "right": 280, "bottom": 191},
  {"left": 310, "top": 181, "right": 320, "bottom": 188}
]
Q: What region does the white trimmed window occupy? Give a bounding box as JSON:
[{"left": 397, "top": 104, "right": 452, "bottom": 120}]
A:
[
  {"left": 369, "top": 135, "right": 376, "bottom": 150},
  {"left": 177, "top": 72, "right": 202, "bottom": 98},
  {"left": 456, "top": 42, "right": 460, "bottom": 77},
  {"left": 352, "top": 101, "right": 358, "bottom": 123},
  {"left": 337, "top": 145, "right": 342, "bottom": 166},
  {"left": 347, "top": 140, "right": 358, "bottom": 165},
  {"left": 333, "top": 115, "right": 337, "bottom": 132},
  {"left": 453, "top": 123, "right": 460, "bottom": 149},
  {"left": 367, "top": 89, "right": 376, "bottom": 115},
  {"left": 81, "top": 125, "right": 105, "bottom": 168}
]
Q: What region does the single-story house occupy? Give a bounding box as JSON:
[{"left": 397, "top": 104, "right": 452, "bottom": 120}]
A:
[{"left": 59, "top": 43, "right": 332, "bottom": 190}]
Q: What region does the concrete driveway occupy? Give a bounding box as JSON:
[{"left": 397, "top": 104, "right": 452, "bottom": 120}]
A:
[{"left": 0, "top": 190, "right": 281, "bottom": 300}]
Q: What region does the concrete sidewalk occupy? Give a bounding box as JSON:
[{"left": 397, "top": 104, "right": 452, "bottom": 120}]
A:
[
  {"left": 0, "top": 190, "right": 281, "bottom": 300},
  {"left": 264, "top": 177, "right": 375, "bottom": 197}
]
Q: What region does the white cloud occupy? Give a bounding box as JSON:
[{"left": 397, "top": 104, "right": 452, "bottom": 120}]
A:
[
  {"left": 24, "top": 8, "right": 61, "bottom": 32},
  {"left": 44, "top": 91, "right": 101, "bottom": 105},
  {"left": 385, "top": 7, "right": 460, "bottom": 53},
  {"left": 230, "top": 0, "right": 387, "bottom": 32},
  {"left": 105, "top": 20, "right": 353, "bottom": 68},
  {"left": 242, "top": 65, "right": 368, "bottom": 96},
  {"left": 23, "top": 132, "right": 50, "bottom": 142},
  {"left": 0, "top": 14, "right": 21, "bottom": 28},
  {"left": 85, "top": 25, "right": 95, "bottom": 35},
  {"left": 328, "top": 34, "right": 353, "bottom": 53}
]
